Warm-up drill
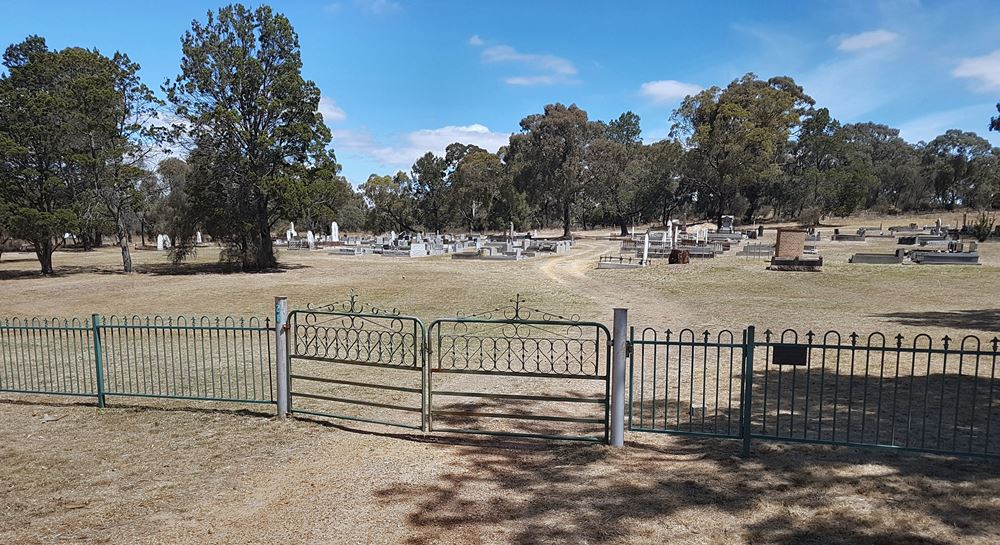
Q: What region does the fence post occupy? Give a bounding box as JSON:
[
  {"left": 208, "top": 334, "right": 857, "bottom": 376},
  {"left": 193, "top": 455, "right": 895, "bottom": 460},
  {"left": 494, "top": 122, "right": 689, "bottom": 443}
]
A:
[
  {"left": 741, "top": 325, "right": 756, "bottom": 457},
  {"left": 275, "top": 296, "right": 289, "bottom": 419},
  {"left": 610, "top": 307, "right": 628, "bottom": 447},
  {"left": 91, "top": 314, "right": 106, "bottom": 408}
]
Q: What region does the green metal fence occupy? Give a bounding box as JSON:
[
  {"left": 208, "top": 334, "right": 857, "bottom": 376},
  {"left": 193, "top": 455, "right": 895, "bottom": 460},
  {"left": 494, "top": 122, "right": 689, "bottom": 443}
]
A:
[
  {"left": 629, "top": 326, "right": 1000, "bottom": 458},
  {"left": 0, "top": 317, "right": 99, "bottom": 399},
  {"left": 0, "top": 315, "right": 274, "bottom": 406}
]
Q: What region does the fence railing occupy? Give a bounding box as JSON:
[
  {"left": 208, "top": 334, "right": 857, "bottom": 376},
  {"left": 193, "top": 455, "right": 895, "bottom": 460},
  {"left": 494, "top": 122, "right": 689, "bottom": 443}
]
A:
[
  {"left": 629, "top": 326, "right": 1000, "bottom": 458},
  {"left": 3, "top": 304, "right": 998, "bottom": 460},
  {"left": 0, "top": 315, "right": 274, "bottom": 406}
]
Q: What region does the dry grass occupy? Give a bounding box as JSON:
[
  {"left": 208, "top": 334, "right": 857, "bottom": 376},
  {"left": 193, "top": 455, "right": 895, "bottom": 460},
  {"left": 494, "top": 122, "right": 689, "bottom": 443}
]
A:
[{"left": 2, "top": 211, "right": 999, "bottom": 544}]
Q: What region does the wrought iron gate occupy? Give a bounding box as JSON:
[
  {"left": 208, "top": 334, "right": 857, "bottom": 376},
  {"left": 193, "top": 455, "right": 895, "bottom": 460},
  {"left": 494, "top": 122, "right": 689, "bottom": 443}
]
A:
[
  {"left": 427, "top": 296, "right": 611, "bottom": 442},
  {"left": 287, "top": 297, "right": 427, "bottom": 430}
]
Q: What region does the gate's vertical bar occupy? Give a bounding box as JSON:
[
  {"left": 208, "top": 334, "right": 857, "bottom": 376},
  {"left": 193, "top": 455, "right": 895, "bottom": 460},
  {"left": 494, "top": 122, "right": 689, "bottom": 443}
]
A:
[
  {"left": 610, "top": 308, "right": 628, "bottom": 447},
  {"left": 741, "top": 325, "right": 756, "bottom": 457},
  {"left": 92, "top": 314, "right": 106, "bottom": 408},
  {"left": 275, "top": 297, "right": 289, "bottom": 418}
]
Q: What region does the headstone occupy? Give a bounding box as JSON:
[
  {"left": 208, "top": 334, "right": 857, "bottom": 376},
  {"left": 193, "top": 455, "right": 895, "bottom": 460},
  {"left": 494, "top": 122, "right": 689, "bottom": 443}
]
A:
[
  {"left": 306, "top": 230, "right": 316, "bottom": 249},
  {"left": 331, "top": 222, "right": 340, "bottom": 242},
  {"left": 286, "top": 229, "right": 293, "bottom": 242},
  {"left": 156, "top": 234, "right": 165, "bottom": 251},
  {"left": 163, "top": 235, "right": 171, "bottom": 249},
  {"left": 509, "top": 222, "right": 514, "bottom": 241},
  {"left": 196, "top": 231, "right": 203, "bottom": 244},
  {"left": 774, "top": 229, "right": 806, "bottom": 259},
  {"left": 720, "top": 215, "right": 735, "bottom": 234},
  {"left": 642, "top": 234, "right": 650, "bottom": 263},
  {"left": 389, "top": 230, "right": 397, "bottom": 243}
]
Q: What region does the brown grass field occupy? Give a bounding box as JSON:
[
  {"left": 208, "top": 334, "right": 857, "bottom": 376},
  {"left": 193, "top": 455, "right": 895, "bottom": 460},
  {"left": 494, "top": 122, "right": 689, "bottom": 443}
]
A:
[{"left": 2, "top": 211, "right": 999, "bottom": 544}]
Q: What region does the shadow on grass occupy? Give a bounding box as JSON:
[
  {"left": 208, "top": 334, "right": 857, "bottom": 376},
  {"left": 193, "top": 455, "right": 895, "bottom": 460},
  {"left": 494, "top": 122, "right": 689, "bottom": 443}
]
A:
[
  {"left": 877, "top": 309, "right": 1000, "bottom": 333},
  {"left": 0, "top": 261, "right": 309, "bottom": 280},
  {"left": 372, "top": 429, "right": 995, "bottom": 544}
]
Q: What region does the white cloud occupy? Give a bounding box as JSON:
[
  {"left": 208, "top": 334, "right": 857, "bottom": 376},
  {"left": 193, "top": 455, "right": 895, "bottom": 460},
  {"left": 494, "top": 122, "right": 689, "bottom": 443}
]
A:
[
  {"left": 953, "top": 50, "right": 1000, "bottom": 91},
  {"left": 480, "top": 43, "right": 577, "bottom": 86},
  {"left": 897, "top": 103, "right": 997, "bottom": 143},
  {"left": 326, "top": 0, "right": 400, "bottom": 15},
  {"left": 318, "top": 97, "right": 347, "bottom": 123},
  {"left": 358, "top": 0, "right": 400, "bottom": 15},
  {"left": 837, "top": 29, "right": 899, "bottom": 52},
  {"left": 468, "top": 35, "right": 483, "bottom": 47},
  {"left": 639, "top": 80, "right": 702, "bottom": 104},
  {"left": 334, "top": 124, "right": 511, "bottom": 168}
]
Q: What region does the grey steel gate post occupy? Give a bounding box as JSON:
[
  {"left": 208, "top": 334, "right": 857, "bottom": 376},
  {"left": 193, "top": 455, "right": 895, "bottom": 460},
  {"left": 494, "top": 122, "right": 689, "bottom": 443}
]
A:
[
  {"left": 275, "top": 297, "right": 289, "bottom": 418},
  {"left": 610, "top": 308, "right": 628, "bottom": 447},
  {"left": 741, "top": 325, "right": 756, "bottom": 457},
  {"left": 91, "top": 314, "right": 106, "bottom": 408}
]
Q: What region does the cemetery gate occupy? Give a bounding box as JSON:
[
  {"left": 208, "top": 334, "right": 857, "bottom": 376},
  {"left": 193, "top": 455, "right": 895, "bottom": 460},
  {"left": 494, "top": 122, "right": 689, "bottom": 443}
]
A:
[
  {"left": 426, "top": 296, "right": 612, "bottom": 442},
  {"left": 286, "top": 297, "right": 428, "bottom": 430}
]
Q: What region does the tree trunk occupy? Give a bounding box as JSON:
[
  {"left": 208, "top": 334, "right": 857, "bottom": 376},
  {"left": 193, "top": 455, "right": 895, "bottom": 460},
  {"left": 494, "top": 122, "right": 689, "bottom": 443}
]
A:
[
  {"left": 35, "top": 239, "right": 54, "bottom": 275},
  {"left": 254, "top": 211, "right": 276, "bottom": 270},
  {"left": 619, "top": 218, "right": 629, "bottom": 237},
  {"left": 118, "top": 228, "right": 133, "bottom": 273},
  {"left": 562, "top": 200, "right": 572, "bottom": 239}
]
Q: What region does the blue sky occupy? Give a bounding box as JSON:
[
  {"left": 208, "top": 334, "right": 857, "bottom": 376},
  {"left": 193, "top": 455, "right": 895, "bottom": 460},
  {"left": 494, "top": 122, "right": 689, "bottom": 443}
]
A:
[{"left": 2, "top": 0, "right": 999, "bottom": 184}]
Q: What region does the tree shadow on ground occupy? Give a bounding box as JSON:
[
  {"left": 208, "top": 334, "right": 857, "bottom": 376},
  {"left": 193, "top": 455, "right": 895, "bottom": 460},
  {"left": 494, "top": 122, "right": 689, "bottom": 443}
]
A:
[
  {"left": 0, "top": 261, "right": 308, "bottom": 280},
  {"left": 374, "top": 430, "right": 997, "bottom": 544},
  {"left": 365, "top": 380, "right": 1000, "bottom": 545},
  {"left": 876, "top": 309, "right": 1000, "bottom": 333}
]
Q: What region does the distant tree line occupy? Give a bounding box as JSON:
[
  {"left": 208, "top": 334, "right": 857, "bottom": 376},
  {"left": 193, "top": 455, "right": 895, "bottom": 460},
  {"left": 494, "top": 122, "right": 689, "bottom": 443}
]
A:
[{"left": 1, "top": 3, "right": 998, "bottom": 274}]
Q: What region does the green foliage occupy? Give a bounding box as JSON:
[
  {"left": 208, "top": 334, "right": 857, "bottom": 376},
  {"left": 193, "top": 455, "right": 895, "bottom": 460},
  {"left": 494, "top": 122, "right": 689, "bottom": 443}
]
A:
[
  {"left": 360, "top": 172, "right": 418, "bottom": 233},
  {"left": 508, "top": 103, "right": 600, "bottom": 237},
  {"left": 164, "top": 3, "right": 335, "bottom": 270},
  {"left": 0, "top": 37, "right": 90, "bottom": 273},
  {"left": 969, "top": 210, "right": 996, "bottom": 242}
]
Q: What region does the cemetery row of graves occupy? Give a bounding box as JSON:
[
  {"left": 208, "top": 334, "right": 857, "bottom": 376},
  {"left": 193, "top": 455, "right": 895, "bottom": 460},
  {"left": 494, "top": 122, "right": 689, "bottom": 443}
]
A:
[
  {"left": 130, "top": 211, "right": 995, "bottom": 269},
  {"left": 598, "top": 214, "right": 992, "bottom": 270}
]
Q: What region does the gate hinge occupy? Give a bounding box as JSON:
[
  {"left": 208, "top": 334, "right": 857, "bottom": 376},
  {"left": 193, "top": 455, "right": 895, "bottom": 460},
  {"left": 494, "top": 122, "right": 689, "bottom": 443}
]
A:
[{"left": 625, "top": 341, "right": 633, "bottom": 357}]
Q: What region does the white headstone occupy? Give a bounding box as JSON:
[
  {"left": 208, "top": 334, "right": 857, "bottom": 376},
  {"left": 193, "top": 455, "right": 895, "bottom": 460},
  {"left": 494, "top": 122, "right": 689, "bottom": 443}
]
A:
[
  {"left": 286, "top": 229, "right": 293, "bottom": 242},
  {"left": 289, "top": 222, "right": 297, "bottom": 237},
  {"left": 509, "top": 222, "right": 514, "bottom": 240},
  {"left": 156, "top": 234, "right": 165, "bottom": 251},
  {"left": 331, "top": 222, "right": 340, "bottom": 242},
  {"left": 163, "top": 235, "right": 171, "bottom": 249},
  {"left": 306, "top": 230, "right": 316, "bottom": 249},
  {"left": 642, "top": 233, "right": 650, "bottom": 263},
  {"left": 196, "top": 231, "right": 202, "bottom": 244},
  {"left": 389, "top": 230, "right": 397, "bottom": 243}
]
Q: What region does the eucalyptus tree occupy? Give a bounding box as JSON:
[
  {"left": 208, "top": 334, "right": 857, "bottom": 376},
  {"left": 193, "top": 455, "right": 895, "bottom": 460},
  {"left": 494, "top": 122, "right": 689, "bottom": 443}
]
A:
[
  {"left": 921, "top": 130, "right": 993, "bottom": 209},
  {"left": 410, "top": 151, "right": 450, "bottom": 232},
  {"left": 360, "top": 172, "right": 418, "bottom": 233},
  {"left": 508, "top": 103, "right": 599, "bottom": 237},
  {"left": 585, "top": 112, "right": 648, "bottom": 235},
  {"left": 165, "top": 4, "right": 335, "bottom": 270},
  {"left": 671, "top": 74, "right": 813, "bottom": 226},
  {"left": 990, "top": 103, "right": 999, "bottom": 133}
]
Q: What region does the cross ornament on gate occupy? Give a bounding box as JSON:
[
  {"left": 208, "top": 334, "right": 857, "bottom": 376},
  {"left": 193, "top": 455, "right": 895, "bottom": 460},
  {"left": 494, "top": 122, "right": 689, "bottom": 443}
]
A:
[{"left": 510, "top": 294, "right": 526, "bottom": 320}]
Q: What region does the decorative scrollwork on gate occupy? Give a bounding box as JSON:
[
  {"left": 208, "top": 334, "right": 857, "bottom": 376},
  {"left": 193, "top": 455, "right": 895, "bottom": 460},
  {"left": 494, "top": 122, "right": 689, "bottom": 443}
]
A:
[
  {"left": 455, "top": 294, "right": 582, "bottom": 323},
  {"left": 306, "top": 292, "right": 402, "bottom": 318},
  {"left": 291, "top": 298, "right": 420, "bottom": 367},
  {"left": 432, "top": 295, "right": 608, "bottom": 377}
]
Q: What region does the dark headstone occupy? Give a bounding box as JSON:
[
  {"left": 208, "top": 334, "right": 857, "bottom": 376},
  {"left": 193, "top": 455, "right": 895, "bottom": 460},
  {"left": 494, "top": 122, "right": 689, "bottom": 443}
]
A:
[{"left": 668, "top": 249, "right": 690, "bottom": 264}]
